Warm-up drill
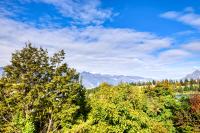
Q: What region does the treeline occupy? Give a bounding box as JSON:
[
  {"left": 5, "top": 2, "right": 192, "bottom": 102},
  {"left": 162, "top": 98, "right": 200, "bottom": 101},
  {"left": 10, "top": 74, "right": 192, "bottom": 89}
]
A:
[
  {"left": 131, "top": 79, "right": 200, "bottom": 92},
  {"left": 0, "top": 44, "right": 199, "bottom": 132}
]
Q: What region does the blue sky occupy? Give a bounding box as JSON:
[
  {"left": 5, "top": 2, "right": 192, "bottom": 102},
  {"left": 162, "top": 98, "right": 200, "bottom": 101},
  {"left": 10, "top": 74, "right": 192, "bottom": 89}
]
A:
[{"left": 0, "top": 0, "right": 200, "bottom": 79}]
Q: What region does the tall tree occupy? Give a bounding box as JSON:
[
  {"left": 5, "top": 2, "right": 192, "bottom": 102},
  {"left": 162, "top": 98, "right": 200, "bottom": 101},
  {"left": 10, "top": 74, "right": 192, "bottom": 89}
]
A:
[{"left": 0, "top": 44, "right": 87, "bottom": 132}]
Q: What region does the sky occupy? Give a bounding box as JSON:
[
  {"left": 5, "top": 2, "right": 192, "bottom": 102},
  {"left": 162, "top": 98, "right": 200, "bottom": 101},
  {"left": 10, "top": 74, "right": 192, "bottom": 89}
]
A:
[{"left": 0, "top": 0, "right": 200, "bottom": 79}]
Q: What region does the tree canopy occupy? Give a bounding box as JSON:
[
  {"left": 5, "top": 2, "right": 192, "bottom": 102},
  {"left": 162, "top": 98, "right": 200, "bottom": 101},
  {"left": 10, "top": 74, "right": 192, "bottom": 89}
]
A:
[{"left": 0, "top": 44, "right": 87, "bottom": 132}]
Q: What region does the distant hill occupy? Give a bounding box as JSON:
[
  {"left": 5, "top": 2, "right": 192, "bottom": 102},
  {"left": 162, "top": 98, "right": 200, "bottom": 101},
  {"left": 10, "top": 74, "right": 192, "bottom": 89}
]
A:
[
  {"left": 80, "top": 71, "right": 153, "bottom": 88},
  {"left": 184, "top": 70, "right": 200, "bottom": 80}
]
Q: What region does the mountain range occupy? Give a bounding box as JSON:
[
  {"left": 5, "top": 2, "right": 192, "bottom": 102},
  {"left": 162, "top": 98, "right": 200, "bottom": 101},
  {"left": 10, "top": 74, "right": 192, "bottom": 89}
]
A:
[
  {"left": 1, "top": 67, "right": 200, "bottom": 88},
  {"left": 183, "top": 70, "right": 200, "bottom": 80},
  {"left": 80, "top": 70, "right": 200, "bottom": 88},
  {"left": 80, "top": 71, "right": 152, "bottom": 88}
]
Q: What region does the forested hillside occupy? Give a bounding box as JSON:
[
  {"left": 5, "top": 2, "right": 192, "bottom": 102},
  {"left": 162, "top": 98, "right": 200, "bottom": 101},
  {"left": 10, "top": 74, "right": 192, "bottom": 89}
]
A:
[{"left": 0, "top": 45, "right": 199, "bottom": 132}]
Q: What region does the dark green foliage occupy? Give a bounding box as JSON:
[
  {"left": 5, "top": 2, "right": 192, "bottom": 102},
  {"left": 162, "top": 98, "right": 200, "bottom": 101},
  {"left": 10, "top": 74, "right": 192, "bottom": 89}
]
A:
[{"left": 0, "top": 44, "right": 87, "bottom": 132}]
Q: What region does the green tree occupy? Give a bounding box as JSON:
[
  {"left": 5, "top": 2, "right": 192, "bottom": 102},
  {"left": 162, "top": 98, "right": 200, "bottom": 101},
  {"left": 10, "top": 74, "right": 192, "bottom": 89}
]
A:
[
  {"left": 0, "top": 44, "right": 87, "bottom": 132},
  {"left": 70, "top": 83, "right": 174, "bottom": 133}
]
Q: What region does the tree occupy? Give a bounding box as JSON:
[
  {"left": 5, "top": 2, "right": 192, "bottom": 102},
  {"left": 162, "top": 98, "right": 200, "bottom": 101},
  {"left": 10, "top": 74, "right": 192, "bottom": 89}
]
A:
[
  {"left": 70, "top": 83, "right": 176, "bottom": 132},
  {"left": 0, "top": 44, "right": 87, "bottom": 132}
]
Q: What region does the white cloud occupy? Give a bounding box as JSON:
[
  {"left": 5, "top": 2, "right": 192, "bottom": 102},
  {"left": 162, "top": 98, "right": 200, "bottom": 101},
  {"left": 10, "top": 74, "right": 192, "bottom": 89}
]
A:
[
  {"left": 0, "top": 3, "right": 198, "bottom": 79},
  {"left": 23, "top": 0, "right": 115, "bottom": 25},
  {"left": 0, "top": 2, "right": 197, "bottom": 79},
  {"left": 182, "top": 41, "right": 200, "bottom": 51},
  {"left": 0, "top": 16, "right": 187, "bottom": 79},
  {"left": 160, "top": 7, "right": 200, "bottom": 29},
  {"left": 159, "top": 49, "right": 191, "bottom": 61},
  {"left": 161, "top": 11, "right": 179, "bottom": 18}
]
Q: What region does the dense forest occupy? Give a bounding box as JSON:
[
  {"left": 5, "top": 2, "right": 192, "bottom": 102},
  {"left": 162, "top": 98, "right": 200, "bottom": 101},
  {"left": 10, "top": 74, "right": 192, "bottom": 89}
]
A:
[{"left": 0, "top": 44, "right": 199, "bottom": 133}]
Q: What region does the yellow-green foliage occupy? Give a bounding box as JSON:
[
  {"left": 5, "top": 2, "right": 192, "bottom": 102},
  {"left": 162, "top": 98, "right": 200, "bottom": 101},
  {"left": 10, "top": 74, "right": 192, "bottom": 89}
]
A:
[{"left": 68, "top": 83, "right": 177, "bottom": 132}]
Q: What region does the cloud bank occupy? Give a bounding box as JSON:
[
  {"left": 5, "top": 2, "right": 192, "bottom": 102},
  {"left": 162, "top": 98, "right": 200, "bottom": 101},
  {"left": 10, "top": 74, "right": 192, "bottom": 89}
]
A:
[{"left": 0, "top": 2, "right": 199, "bottom": 79}]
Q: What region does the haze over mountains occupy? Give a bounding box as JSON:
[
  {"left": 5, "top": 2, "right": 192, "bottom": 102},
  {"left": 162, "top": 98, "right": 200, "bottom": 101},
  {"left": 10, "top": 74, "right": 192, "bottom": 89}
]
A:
[
  {"left": 184, "top": 70, "right": 200, "bottom": 80},
  {"left": 1, "top": 67, "right": 200, "bottom": 88},
  {"left": 80, "top": 71, "right": 153, "bottom": 88}
]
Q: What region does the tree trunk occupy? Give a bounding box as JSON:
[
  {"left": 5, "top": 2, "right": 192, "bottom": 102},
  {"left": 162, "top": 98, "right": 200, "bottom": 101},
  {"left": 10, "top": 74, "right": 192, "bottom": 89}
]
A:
[{"left": 47, "top": 118, "right": 52, "bottom": 133}]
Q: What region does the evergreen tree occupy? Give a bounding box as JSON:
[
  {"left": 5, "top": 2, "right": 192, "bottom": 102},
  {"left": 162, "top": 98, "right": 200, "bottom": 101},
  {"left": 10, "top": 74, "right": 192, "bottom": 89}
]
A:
[{"left": 0, "top": 44, "right": 87, "bottom": 132}]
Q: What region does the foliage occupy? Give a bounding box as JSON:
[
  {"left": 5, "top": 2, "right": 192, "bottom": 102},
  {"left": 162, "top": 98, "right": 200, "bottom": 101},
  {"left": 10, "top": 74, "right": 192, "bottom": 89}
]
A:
[
  {"left": 0, "top": 44, "right": 87, "bottom": 132},
  {"left": 0, "top": 44, "right": 199, "bottom": 132}
]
